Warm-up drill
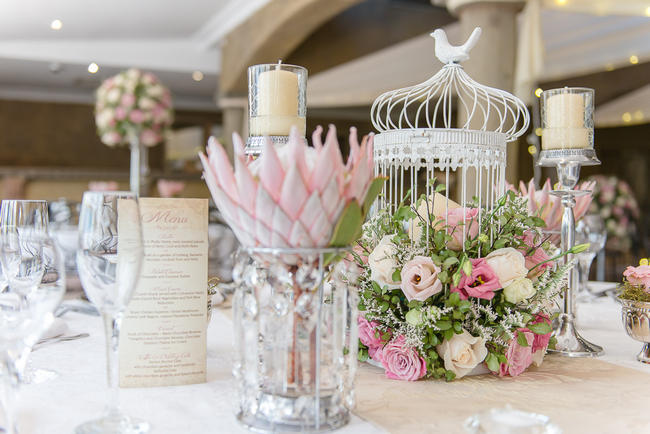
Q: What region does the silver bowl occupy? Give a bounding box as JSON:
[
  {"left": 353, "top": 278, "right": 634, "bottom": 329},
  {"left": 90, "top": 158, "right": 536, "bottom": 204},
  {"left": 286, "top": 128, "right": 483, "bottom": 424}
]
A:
[{"left": 620, "top": 298, "right": 650, "bottom": 363}]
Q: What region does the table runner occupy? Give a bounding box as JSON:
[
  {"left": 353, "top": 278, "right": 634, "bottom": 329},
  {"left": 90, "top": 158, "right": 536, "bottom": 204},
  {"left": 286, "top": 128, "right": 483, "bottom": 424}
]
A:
[{"left": 355, "top": 355, "right": 650, "bottom": 433}]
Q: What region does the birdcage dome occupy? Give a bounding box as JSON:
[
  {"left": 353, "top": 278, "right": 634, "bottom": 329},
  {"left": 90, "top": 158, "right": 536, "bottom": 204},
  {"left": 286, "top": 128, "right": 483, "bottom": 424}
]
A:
[
  {"left": 370, "top": 27, "right": 530, "bottom": 141},
  {"left": 370, "top": 27, "right": 530, "bottom": 226}
]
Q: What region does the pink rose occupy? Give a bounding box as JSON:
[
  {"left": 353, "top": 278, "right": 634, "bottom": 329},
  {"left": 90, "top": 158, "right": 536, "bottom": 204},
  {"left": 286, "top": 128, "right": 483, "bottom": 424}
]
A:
[
  {"left": 446, "top": 207, "right": 479, "bottom": 250},
  {"left": 400, "top": 256, "right": 443, "bottom": 301},
  {"left": 115, "top": 106, "right": 127, "bottom": 121},
  {"left": 120, "top": 93, "right": 136, "bottom": 108},
  {"left": 623, "top": 265, "right": 650, "bottom": 291},
  {"left": 129, "top": 109, "right": 145, "bottom": 124},
  {"left": 140, "top": 129, "right": 160, "bottom": 146},
  {"left": 153, "top": 104, "right": 168, "bottom": 123},
  {"left": 520, "top": 232, "right": 554, "bottom": 278},
  {"left": 381, "top": 335, "right": 426, "bottom": 381},
  {"left": 100, "top": 131, "right": 122, "bottom": 146},
  {"left": 157, "top": 179, "right": 185, "bottom": 198},
  {"left": 529, "top": 314, "right": 552, "bottom": 353},
  {"left": 451, "top": 258, "right": 500, "bottom": 300},
  {"left": 358, "top": 316, "right": 387, "bottom": 361},
  {"left": 88, "top": 181, "right": 119, "bottom": 192},
  {"left": 499, "top": 329, "right": 534, "bottom": 377}
]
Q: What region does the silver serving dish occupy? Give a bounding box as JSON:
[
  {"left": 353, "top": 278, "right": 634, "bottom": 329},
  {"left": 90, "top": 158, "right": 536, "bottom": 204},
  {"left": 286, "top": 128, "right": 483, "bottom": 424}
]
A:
[{"left": 620, "top": 298, "right": 650, "bottom": 363}]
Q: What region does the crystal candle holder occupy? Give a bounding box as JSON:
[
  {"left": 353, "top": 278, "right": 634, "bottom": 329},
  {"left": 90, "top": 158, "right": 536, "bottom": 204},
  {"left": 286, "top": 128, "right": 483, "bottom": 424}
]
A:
[
  {"left": 247, "top": 63, "right": 307, "bottom": 156},
  {"left": 232, "top": 247, "right": 358, "bottom": 433}
]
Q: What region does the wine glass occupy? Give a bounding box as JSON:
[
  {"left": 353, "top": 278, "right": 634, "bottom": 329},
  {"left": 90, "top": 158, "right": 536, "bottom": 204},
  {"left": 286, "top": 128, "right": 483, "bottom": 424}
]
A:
[
  {"left": 576, "top": 214, "right": 607, "bottom": 298},
  {"left": 0, "top": 231, "right": 66, "bottom": 434},
  {"left": 75, "top": 191, "right": 148, "bottom": 434},
  {"left": 0, "top": 200, "right": 49, "bottom": 291}
]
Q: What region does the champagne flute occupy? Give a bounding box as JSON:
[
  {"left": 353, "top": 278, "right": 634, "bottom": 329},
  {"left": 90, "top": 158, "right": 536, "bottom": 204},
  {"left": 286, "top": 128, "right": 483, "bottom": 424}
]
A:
[
  {"left": 75, "top": 191, "right": 148, "bottom": 434},
  {"left": 576, "top": 214, "right": 607, "bottom": 299},
  {"left": 0, "top": 231, "right": 66, "bottom": 434}
]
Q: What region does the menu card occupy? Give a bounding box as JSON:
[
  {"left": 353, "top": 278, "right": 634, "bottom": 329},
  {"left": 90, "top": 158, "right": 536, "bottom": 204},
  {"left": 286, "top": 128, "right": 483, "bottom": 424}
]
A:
[{"left": 119, "top": 198, "right": 208, "bottom": 387}]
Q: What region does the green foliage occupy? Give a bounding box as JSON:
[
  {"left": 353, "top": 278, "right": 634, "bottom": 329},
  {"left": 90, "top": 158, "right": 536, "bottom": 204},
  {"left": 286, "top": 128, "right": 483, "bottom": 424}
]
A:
[{"left": 619, "top": 282, "right": 650, "bottom": 303}]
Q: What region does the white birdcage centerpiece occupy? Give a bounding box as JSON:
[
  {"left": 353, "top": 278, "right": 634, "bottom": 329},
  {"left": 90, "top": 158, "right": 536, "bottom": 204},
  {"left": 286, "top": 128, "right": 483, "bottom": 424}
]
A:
[{"left": 370, "top": 27, "right": 529, "bottom": 225}]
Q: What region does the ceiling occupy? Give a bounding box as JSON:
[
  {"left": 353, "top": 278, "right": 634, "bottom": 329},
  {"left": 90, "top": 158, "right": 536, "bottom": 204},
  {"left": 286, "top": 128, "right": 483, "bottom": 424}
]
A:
[{"left": 0, "top": 0, "right": 269, "bottom": 110}]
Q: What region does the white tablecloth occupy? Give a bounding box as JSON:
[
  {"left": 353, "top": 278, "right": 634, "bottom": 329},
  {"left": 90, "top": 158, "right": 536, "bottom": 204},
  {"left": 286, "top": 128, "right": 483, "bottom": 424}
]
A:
[{"left": 13, "top": 282, "right": 649, "bottom": 433}]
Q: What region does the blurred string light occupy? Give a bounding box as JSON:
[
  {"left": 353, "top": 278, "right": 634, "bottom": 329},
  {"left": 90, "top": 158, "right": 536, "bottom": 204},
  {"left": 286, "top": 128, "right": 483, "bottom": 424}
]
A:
[
  {"left": 192, "top": 71, "right": 204, "bottom": 82},
  {"left": 50, "top": 19, "right": 62, "bottom": 30},
  {"left": 555, "top": 0, "right": 567, "bottom": 5},
  {"left": 535, "top": 127, "right": 543, "bottom": 136},
  {"left": 527, "top": 145, "right": 537, "bottom": 155},
  {"left": 88, "top": 62, "right": 99, "bottom": 74},
  {"left": 534, "top": 88, "right": 543, "bottom": 98},
  {"left": 622, "top": 112, "right": 632, "bottom": 123},
  {"left": 629, "top": 55, "right": 639, "bottom": 64}
]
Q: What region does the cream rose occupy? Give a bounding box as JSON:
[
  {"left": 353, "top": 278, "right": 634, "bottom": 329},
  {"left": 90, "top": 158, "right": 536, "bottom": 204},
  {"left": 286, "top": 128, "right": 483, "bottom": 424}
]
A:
[
  {"left": 485, "top": 247, "right": 528, "bottom": 288},
  {"left": 400, "top": 256, "right": 443, "bottom": 301},
  {"left": 503, "top": 277, "right": 536, "bottom": 304},
  {"left": 368, "top": 235, "right": 401, "bottom": 289},
  {"left": 436, "top": 330, "right": 487, "bottom": 379},
  {"left": 408, "top": 193, "right": 460, "bottom": 242}
]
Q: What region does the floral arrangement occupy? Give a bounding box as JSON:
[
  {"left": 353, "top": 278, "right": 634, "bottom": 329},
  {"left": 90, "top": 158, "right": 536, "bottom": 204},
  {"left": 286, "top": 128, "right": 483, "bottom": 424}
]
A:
[
  {"left": 587, "top": 175, "right": 640, "bottom": 251},
  {"left": 353, "top": 188, "right": 584, "bottom": 381},
  {"left": 95, "top": 68, "right": 174, "bottom": 147},
  {"left": 510, "top": 178, "right": 593, "bottom": 234},
  {"left": 619, "top": 258, "right": 650, "bottom": 302},
  {"left": 199, "top": 125, "right": 384, "bottom": 248}
]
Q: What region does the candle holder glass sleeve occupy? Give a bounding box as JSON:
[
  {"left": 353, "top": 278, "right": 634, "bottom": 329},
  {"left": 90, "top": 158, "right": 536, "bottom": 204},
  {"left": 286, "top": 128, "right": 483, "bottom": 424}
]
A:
[
  {"left": 538, "top": 87, "right": 603, "bottom": 357},
  {"left": 247, "top": 63, "right": 307, "bottom": 156}
]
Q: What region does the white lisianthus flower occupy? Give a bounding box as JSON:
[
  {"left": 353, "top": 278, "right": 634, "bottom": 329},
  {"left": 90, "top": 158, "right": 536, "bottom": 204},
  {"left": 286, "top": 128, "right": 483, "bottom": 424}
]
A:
[
  {"left": 147, "top": 84, "right": 164, "bottom": 98},
  {"left": 368, "top": 235, "right": 401, "bottom": 289},
  {"left": 138, "top": 97, "right": 156, "bottom": 110},
  {"left": 95, "top": 109, "right": 114, "bottom": 129},
  {"left": 485, "top": 247, "right": 528, "bottom": 287},
  {"left": 106, "top": 88, "right": 121, "bottom": 104},
  {"left": 436, "top": 330, "right": 487, "bottom": 379},
  {"left": 503, "top": 277, "right": 535, "bottom": 304}
]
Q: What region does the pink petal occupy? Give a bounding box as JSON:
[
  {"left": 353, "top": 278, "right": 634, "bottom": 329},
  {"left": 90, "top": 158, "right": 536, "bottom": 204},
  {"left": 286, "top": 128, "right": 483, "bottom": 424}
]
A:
[
  {"left": 255, "top": 219, "right": 272, "bottom": 246},
  {"left": 308, "top": 211, "right": 331, "bottom": 245},
  {"left": 232, "top": 132, "right": 246, "bottom": 160},
  {"left": 299, "top": 191, "right": 325, "bottom": 231},
  {"left": 255, "top": 187, "right": 276, "bottom": 229},
  {"left": 272, "top": 207, "right": 293, "bottom": 245},
  {"left": 312, "top": 125, "right": 323, "bottom": 151},
  {"left": 321, "top": 178, "right": 342, "bottom": 218},
  {"left": 234, "top": 157, "right": 257, "bottom": 216},
  {"left": 279, "top": 165, "right": 309, "bottom": 221},
  {"left": 288, "top": 127, "right": 310, "bottom": 186},
  {"left": 288, "top": 221, "right": 312, "bottom": 247},
  {"left": 259, "top": 138, "right": 285, "bottom": 202},
  {"left": 207, "top": 137, "right": 238, "bottom": 203},
  {"left": 346, "top": 127, "right": 360, "bottom": 170}
]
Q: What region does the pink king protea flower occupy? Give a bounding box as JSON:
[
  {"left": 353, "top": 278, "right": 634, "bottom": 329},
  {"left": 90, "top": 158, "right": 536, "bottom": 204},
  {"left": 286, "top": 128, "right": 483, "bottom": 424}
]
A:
[
  {"left": 200, "top": 125, "right": 378, "bottom": 248},
  {"left": 512, "top": 178, "right": 594, "bottom": 233}
]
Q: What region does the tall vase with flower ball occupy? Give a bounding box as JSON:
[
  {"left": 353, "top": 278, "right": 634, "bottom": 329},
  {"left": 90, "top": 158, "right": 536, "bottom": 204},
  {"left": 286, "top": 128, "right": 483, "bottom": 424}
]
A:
[{"left": 94, "top": 68, "right": 174, "bottom": 195}]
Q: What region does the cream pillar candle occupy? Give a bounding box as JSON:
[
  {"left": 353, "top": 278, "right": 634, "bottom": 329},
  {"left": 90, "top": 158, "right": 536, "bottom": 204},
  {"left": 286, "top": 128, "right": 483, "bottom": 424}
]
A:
[
  {"left": 542, "top": 90, "right": 592, "bottom": 150},
  {"left": 251, "top": 63, "right": 306, "bottom": 136}
]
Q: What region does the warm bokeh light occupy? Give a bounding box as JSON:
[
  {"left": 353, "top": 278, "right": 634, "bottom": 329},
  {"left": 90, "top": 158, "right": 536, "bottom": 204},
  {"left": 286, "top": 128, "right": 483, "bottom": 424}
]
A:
[
  {"left": 50, "top": 19, "right": 63, "bottom": 30},
  {"left": 646, "top": 6, "right": 650, "bottom": 17},
  {"left": 555, "top": 0, "right": 567, "bottom": 5},
  {"left": 629, "top": 55, "right": 639, "bottom": 64},
  {"left": 87, "top": 62, "right": 99, "bottom": 74},
  {"left": 634, "top": 110, "right": 644, "bottom": 121},
  {"left": 535, "top": 127, "right": 543, "bottom": 136},
  {"left": 605, "top": 63, "right": 615, "bottom": 71},
  {"left": 622, "top": 112, "right": 632, "bottom": 123},
  {"left": 527, "top": 145, "right": 537, "bottom": 155},
  {"left": 192, "top": 71, "right": 204, "bottom": 82},
  {"left": 534, "top": 88, "right": 543, "bottom": 98}
]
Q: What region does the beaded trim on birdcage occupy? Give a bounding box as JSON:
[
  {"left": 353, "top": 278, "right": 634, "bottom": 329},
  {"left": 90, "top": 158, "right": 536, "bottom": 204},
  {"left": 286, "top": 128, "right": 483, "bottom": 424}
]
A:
[{"left": 373, "top": 128, "right": 507, "bottom": 171}]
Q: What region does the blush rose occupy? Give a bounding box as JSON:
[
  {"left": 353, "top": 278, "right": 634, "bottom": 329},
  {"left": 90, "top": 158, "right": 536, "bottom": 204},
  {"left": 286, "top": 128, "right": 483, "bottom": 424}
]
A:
[
  {"left": 400, "top": 256, "right": 443, "bottom": 301},
  {"left": 381, "top": 335, "right": 427, "bottom": 381}
]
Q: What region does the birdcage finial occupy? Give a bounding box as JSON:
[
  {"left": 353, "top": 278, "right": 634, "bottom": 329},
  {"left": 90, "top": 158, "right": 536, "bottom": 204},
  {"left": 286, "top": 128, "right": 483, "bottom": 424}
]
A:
[{"left": 430, "top": 27, "right": 482, "bottom": 64}]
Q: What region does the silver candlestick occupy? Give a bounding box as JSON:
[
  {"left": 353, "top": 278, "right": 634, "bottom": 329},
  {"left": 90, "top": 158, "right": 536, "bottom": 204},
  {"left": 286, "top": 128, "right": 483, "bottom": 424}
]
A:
[{"left": 538, "top": 87, "right": 603, "bottom": 357}]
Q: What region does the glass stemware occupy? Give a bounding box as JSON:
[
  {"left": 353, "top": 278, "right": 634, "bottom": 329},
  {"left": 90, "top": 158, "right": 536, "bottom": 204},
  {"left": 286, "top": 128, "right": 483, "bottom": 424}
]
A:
[
  {"left": 75, "top": 191, "right": 148, "bottom": 434},
  {"left": 575, "top": 214, "right": 607, "bottom": 298},
  {"left": 0, "top": 232, "right": 66, "bottom": 434}
]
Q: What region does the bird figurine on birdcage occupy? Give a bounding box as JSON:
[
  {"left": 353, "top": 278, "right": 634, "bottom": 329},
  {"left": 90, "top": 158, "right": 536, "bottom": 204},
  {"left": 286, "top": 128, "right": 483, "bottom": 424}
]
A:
[{"left": 370, "top": 26, "right": 529, "bottom": 244}]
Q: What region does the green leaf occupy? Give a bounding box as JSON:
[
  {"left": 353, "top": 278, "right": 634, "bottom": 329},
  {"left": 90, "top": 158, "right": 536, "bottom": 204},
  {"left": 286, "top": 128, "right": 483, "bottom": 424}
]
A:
[
  {"left": 358, "top": 348, "right": 368, "bottom": 362},
  {"left": 571, "top": 243, "right": 590, "bottom": 254},
  {"left": 438, "top": 270, "right": 450, "bottom": 284},
  {"left": 444, "top": 370, "right": 456, "bottom": 382},
  {"left": 453, "top": 321, "right": 462, "bottom": 333},
  {"left": 436, "top": 320, "right": 452, "bottom": 330},
  {"left": 371, "top": 281, "right": 382, "bottom": 293},
  {"left": 447, "top": 291, "right": 460, "bottom": 306},
  {"left": 493, "top": 238, "right": 508, "bottom": 249},
  {"left": 429, "top": 334, "right": 439, "bottom": 346},
  {"left": 443, "top": 257, "right": 459, "bottom": 269},
  {"left": 435, "top": 184, "right": 446, "bottom": 193},
  {"left": 548, "top": 336, "right": 557, "bottom": 350},
  {"left": 407, "top": 300, "right": 423, "bottom": 309},
  {"left": 528, "top": 322, "right": 552, "bottom": 335},
  {"left": 462, "top": 258, "right": 473, "bottom": 277},
  {"left": 443, "top": 328, "right": 454, "bottom": 341},
  {"left": 452, "top": 270, "right": 462, "bottom": 287},
  {"left": 405, "top": 309, "right": 423, "bottom": 326},
  {"left": 329, "top": 201, "right": 363, "bottom": 247},
  {"left": 485, "top": 353, "right": 500, "bottom": 372},
  {"left": 362, "top": 177, "right": 387, "bottom": 217},
  {"left": 517, "top": 331, "right": 529, "bottom": 347},
  {"left": 379, "top": 301, "right": 389, "bottom": 312},
  {"left": 391, "top": 268, "right": 402, "bottom": 283}
]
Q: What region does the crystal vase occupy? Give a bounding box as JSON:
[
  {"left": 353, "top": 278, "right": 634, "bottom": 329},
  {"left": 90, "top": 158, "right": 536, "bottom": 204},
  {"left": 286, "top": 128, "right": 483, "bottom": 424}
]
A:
[
  {"left": 129, "top": 134, "right": 150, "bottom": 196},
  {"left": 232, "top": 247, "right": 358, "bottom": 433}
]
